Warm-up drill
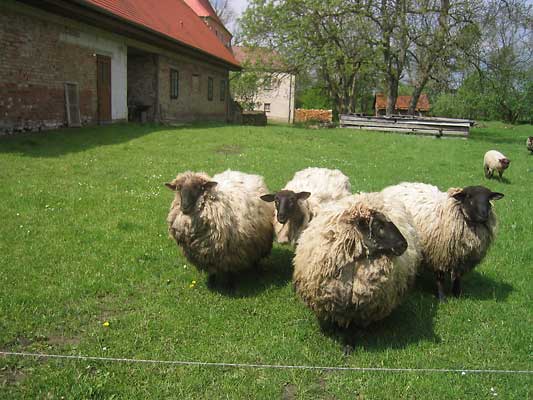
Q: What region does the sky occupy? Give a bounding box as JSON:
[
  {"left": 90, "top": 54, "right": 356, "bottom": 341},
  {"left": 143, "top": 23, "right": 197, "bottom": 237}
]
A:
[{"left": 232, "top": 0, "right": 248, "bottom": 16}]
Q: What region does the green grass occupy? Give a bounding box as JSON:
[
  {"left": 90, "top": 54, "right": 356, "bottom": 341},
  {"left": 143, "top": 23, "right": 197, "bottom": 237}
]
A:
[{"left": 0, "top": 122, "right": 531, "bottom": 399}]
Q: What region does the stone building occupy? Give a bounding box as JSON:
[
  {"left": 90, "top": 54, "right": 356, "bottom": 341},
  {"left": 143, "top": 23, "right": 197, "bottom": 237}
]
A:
[
  {"left": 232, "top": 46, "right": 296, "bottom": 124},
  {"left": 0, "top": 0, "right": 240, "bottom": 133}
]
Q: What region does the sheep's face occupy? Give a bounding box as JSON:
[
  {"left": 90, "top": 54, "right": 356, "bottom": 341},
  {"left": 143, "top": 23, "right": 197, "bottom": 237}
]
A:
[
  {"left": 451, "top": 186, "right": 504, "bottom": 224},
  {"left": 260, "top": 190, "right": 311, "bottom": 224},
  {"left": 165, "top": 176, "right": 217, "bottom": 215},
  {"left": 354, "top": 211, "right": 408, "bottom": 257},
  {"left": 499, "top": 158, "right": 510, "bottom": 169}
]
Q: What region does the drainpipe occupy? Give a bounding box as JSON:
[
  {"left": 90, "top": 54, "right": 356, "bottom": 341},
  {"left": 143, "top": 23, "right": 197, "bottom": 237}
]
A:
[{"left": 154, "top": 54, "right": 160, "bottom": 122}]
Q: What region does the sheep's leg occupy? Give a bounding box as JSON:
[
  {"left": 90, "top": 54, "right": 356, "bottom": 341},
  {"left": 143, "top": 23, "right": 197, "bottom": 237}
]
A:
[
  {"left": 452, "top": 273, "right": 462, "bottom": 297},
  {"left": 484, "top": 165, "right": 491, "bottom": 178},
  {"left": 498, "top": 170, "right": 503, "bottom": 179},
  {"left": 436, "top": 271, "right": 447, "bottom": 301}
]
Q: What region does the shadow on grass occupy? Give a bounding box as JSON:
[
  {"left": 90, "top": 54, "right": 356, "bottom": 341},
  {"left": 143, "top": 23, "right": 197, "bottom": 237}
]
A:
[
  {"left": 415, "top": 269, "right": 513, "bottom": 302},
  {"left": 470, "top": 130, "right": 526, "bottom": 146},
  {"left": 0, "top": 122, "right": 230, "bottom": 158},
  {"left": 209, "top": 245, "right": 294, "bottom": 298},
  {"left": 321, "top": 291, "right": 441, "bottom": 352}
]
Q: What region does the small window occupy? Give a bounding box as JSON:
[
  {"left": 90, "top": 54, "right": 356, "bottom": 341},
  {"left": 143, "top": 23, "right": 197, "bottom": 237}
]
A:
[
  {"left": 220, "top": 80, "right": 226, "bottom": 101},
  {"left": 208, "top": 77, "right": 213, "bottom": 101},
  {"left": 264, "top": 103, "right": 271, "bottom": 112},
  {"left": 170, "top": 69, "right": 179, "bottom": 99},
  {"left": 192, "top": 74, "right": 200, "bottom": 93}
]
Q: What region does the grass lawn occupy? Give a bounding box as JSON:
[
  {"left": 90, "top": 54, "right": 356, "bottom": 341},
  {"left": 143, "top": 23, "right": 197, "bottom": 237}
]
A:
[{"left": 0, "top": 121, "right": 531, "bottom": 399}]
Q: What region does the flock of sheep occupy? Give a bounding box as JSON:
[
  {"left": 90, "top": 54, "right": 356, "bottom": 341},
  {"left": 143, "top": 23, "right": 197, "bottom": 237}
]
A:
[{"left": 165, "top": 152, "right": 507, "bottom": 337}]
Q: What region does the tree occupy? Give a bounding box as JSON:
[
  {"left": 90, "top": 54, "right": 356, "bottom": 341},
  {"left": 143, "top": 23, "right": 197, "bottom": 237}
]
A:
[
  {"left": 405, "top": 0, "right": 482, "bottom": 115},
  {"left": 210, "top": 0, "right": 237, "bottom": 27},
  {"left": 240, "top": 0, "right": 376, "bottom": 116}
]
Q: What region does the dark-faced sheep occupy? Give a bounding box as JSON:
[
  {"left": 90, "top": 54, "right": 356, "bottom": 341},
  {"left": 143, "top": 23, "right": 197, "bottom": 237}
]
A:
[
  {"left": 166, "top": 170, "right": 275, "bottom": 286},
  {"left": 293, "top": 192, "right": 421, "bottom": 329},
  {"left": 527, "top": 137, "right": 533, "bottom": 154},
  {"left": 383, "top": 183, "right": 504, "bottom": 300},
  {"left": 484, "top": 150, "right": 510, "bottom": 179},
  {"left": 260, "top": 167, "right": 352, "bottom": 246}
]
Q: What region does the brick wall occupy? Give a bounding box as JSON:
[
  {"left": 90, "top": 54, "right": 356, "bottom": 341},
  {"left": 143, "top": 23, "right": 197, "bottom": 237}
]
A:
[
  {"left": 158, "top": 54, "right": 229, "bottom": 122},
  {"left": 0, "top": 4, "right": 98, "bottom": 133}
]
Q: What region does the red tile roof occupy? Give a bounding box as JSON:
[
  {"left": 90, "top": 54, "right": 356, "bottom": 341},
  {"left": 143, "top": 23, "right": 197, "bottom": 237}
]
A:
[
  {"left": 84, "top": 0, "right": 239, "bottom": 68},
  {"left": 183, "top": 0, "right": 218, "bottom": 20},
  {"left": 375, "top": 93, "right": 430, "bottom": 111},
  {"left": 232, "top": 46, "right": 287, "bottom": 71}
]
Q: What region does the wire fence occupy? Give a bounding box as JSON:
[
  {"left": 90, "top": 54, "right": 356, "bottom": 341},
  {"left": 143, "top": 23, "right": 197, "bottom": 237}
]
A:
[{"left": 1, "top": 351, "right": 531, "bottom": 375}]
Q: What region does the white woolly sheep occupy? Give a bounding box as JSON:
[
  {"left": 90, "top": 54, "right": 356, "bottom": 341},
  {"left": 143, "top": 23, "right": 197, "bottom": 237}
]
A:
[
  {"left": 382, "top": 182, "right": 504, "bottom": 300},
  {"left": 166, "top": 170, "right": 275, "bottom": 285},
  {"left": 484, "top": 150, "right": 510, "bottom": 179},
  {"left": 260, "top": 167, "right": 352, "bottom": 246},
  {"left": 527, "top": 137, "right": 533, "bottom": 154},
  {"left": 293, "top": 192, "right": 421, "bottom": 328}
]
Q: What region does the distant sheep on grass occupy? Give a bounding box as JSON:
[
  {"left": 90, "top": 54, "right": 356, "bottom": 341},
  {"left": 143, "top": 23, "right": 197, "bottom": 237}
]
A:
[
  {"left": 527, "top": 137, "right": 533, "bottom": 154},
  {"left": 166, "top": 170, "right": 274, "bottom": 287},
  {"left": 484, "top": 150, "right": 510, "bottom": 180},
  {"left": 260, "top": 167, "right": 352, "bottom": 246}
]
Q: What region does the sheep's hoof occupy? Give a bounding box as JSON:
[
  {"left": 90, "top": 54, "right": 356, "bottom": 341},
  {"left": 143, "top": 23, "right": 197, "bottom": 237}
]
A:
[
  {"left": 342, "top": 344, "right": 354, "bottom": 356},
  {"left": 437, "top": 291, "right": 447, "bottom": 302}
]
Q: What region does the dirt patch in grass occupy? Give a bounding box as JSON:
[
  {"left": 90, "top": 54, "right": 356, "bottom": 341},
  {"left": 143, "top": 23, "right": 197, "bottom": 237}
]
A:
[
  {"left": 282, "top": 383, "right": 297, "bottom": 400},
  {"left": 1, "top": 336, "right": 42, "bottom": 351},
  {"left": 0, "top": 366, "right": 27, "bottom": 385},
  {"left": 46, "top": 336, "right": 80, "bottom": 347},
  {"left": 214, "top": 144, "right": 243, "bottom": 155}
]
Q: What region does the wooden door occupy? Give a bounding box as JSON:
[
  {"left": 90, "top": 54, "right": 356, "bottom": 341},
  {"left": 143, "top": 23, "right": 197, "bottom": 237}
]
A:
[{"left": 96, "top": 55, "right": 111, "bottom": 123}]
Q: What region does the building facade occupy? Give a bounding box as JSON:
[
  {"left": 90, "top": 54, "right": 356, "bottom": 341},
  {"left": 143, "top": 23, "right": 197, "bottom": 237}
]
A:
[
  {"left": 0, "top": 0, "right": 240, "bottom": 134},
  {"left": 232, "top": 46, "right": 296, "bottom": 124}
]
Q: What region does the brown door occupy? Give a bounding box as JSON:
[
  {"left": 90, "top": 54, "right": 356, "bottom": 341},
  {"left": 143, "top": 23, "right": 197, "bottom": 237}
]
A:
[{"left": 96, "top": 55, "right": 112, "bottom": 123}]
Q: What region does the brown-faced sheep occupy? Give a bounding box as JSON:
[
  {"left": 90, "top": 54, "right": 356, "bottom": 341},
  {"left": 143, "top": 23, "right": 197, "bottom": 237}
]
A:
[
  {"left": 293, "top": 192, "right": 421, "bottom": 328},
  {"left": 260, "top": 167, "right": 352, "bottom": 246},
  {"left": 382, "top": 183, "right": 504, "bottom": 300},
  {"left": 166, "top": 170, "right": 275, "bottom": 285},
  {"left": 484, "top": 150, "right": 510, "bottom": 179}
]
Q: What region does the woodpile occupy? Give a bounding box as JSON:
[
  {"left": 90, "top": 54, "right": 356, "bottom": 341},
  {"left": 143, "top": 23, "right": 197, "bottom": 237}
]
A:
[{"left": 295, "top": 109, "right": 333, "bottom": 123}]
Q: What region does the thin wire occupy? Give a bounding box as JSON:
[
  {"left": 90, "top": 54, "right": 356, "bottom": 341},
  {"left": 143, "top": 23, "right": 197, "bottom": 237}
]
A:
[{"left": 1, "top": 351, "right": 531, "bottom": 375}]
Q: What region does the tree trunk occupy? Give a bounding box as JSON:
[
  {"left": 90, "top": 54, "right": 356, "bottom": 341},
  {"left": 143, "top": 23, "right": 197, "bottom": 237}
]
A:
[
  {"left": 408, "top": 73, "right": 430, "bottom": 115},
  {"left": 386, "top": 75, "right": 399, "bottom": 116}
]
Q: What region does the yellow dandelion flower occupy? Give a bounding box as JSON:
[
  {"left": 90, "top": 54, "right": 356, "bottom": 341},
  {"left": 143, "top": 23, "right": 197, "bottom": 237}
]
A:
[{"left": 102, "top": 321, "right": 110, "bottom": 327}]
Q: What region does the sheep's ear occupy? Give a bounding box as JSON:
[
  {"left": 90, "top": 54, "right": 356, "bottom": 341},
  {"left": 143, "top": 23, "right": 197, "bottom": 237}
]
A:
[
  {"left": 449, "top": 188, "right": 466, "bottom": 201},
  {"left": 203, "top": 181, "right": 217, "bottom": 191},
  {"left": 297, "top": 191, "right": 311, "bottom": 200},
  {"left": 165, "top": 182, "right": 177, "bottom": 191},
  {"left": 260, "top": 194, "right": 276, "bottom": 202},
  {"left": 490, "top": 192, "right": 504, "bottom": 201}
]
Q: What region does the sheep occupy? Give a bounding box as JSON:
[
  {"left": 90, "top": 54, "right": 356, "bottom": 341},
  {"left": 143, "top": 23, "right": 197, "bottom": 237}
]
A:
[
  {"left": 527, "top": 137, "right": 533, "bottom": 154},
  {"left": 382, "top": 182, "right": 504, "bottom": 300},
  {"left": 260, "top": 167, "right": 352, "bottom": 246},
  {"left": 165, "top": 170, "right": 275, "bottom": 286},
  {"left": 484, "top": 150, "right": 510, "bottom": 179},
  {"left": 293, "top": 191, "right": 421, "bottom": 329}
]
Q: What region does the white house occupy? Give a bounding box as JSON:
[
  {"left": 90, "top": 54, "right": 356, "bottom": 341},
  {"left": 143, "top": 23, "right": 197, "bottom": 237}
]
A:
[{"left": 232, "top": 46, "right": 296, "bottom": 124}]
